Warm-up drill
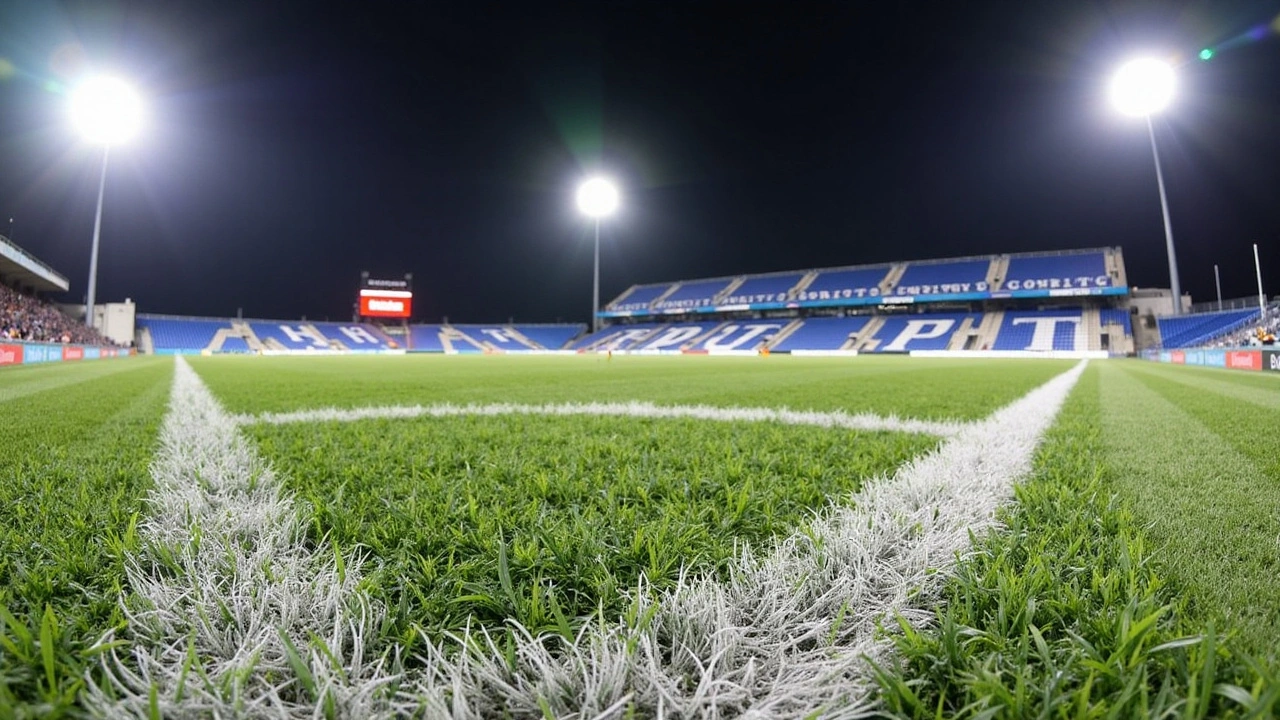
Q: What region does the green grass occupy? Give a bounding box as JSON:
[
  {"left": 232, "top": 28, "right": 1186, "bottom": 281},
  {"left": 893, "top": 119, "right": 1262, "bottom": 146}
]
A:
[
  {"left": 873, "top": 363, "right": 1280, "bottom": 718},
  {"left": 245, "top": 413, "right": 937, "bottom": 642},
  {"left": 0, "top": 358, "right": 171, "bottom": 718},
  {"left": 8, "top": 352, "right": 1280, "bottom": 717},
  {"left": 1100, "top": 360, "right": 1280, "bottom": 660},
  {"left": 189, "top": 354, "right": 1075, "bottom": 421}
]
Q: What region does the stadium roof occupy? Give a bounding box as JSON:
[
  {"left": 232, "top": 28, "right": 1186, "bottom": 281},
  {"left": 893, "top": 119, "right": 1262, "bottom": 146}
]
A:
[{"left": 0, "top": 234, "right": 70, "bottom": 293}]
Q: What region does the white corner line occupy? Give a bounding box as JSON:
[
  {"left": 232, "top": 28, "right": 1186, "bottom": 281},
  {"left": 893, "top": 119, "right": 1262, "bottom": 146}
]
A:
[
  {"left": 234, "top": 400, "right": 968, "bottom": 439},
  {"left": 89, "top": 357, "right": 1088, "bottom": 718}
]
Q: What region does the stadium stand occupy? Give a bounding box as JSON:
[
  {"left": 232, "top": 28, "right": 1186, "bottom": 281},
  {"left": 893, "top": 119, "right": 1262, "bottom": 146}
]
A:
[
  {"left": 798, "top": 268, "right": 891, "bottom": 302},
  {"left": 310, "top": 322, "right": 396, "bottom": 350},
  {"left": 220, "top": 337, "right": 251, "bottom": 353},
  {"left": 250, "top": 322, "right": 331, "bottom": 351},
  {"left": 719, "top": 273, "right": 805, "bottom": 306},
  {"left": 652, "top": 280, "right": 735, "bottom": 312},
  {"left": 863, "top": 313, "right": 982, "bottom": 352},
  {"left": 608, "top": 284, "right": 672, "bottom": 312},
  {"left": 1001, "top": 251, "right": 1110, "bottom": 292},
  {"left": 891, "top": 260, "right": 990, "bottom": 297},
  {"left": 137, "top": 317, "right": 235, "bottom": 352},
  {"left": 509, "top": 324, "right": 583, "bottom": 350},
  {"left": 1, "top": 283, "right": 108, "bottom": 345},
  {"left": 992, "top": 310, "right": 1085, "bottom": 351},
  {"left": 686, "top": 319, "right": 791, "bottom": 351},
  {"left": 1157, "top": 309, "right": 1259, "bottom": 349},
  {"left": 770, "top": 316, "right": 871, "bottom": 351},
  {"left": 569, "top": 323, "right": 666, "bottom": 351}
]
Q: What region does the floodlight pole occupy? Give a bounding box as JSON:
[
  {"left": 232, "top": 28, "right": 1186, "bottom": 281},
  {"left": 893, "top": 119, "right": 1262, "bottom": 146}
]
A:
[
  {"left": 592, "top": 218, "right": 601, "bottom": 333},
  {"left": 1145, "top": 116, "right": 1183, "bottom": 316},
  {"left": 86, "top": 145, "right": 110, "bottom": 330},
  {"left": 1214, "top": 264, "right": 1222, "bottom": 311},
  {"left": 1255, "top": 242, "right": 1266, "bottom": 321}
]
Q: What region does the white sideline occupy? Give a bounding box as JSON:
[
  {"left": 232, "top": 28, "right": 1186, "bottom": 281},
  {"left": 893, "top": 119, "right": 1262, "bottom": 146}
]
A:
[
  {"left": 90, "top": 358, "right": 1086, "bottom": 718},
  {"left": 85, "top": 357, "right": 395, "bottom": 717},
  {"left": 235, "top": 400, "right": 966, "bottom": 438}
]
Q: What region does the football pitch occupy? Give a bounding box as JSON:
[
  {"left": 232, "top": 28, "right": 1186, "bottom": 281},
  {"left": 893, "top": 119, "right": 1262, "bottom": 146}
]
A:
[{"left": 2, "top": 355, "right": 1278, "bottom": 718}]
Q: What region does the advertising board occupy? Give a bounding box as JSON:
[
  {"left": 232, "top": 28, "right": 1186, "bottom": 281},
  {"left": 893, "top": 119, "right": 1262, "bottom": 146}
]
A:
[
  {"left": 0, "top": 343, "right": 22, "bottom": 366},
  {"left": 1264, "top": 350, "right": 1280, "bottom": 373},
  {"left": 1226, "top": 350, "right": 1262, "bottom": 371}
]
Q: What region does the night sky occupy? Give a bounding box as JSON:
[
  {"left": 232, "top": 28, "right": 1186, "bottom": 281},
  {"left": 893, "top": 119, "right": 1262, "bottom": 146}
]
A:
[{"left": 1, "top": 1, "right": 1278, "bottom": 323}]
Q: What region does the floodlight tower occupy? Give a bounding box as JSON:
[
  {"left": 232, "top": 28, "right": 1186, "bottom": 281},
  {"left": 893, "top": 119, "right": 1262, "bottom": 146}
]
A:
[
  {"left": 576, "top": 177, "right": 619, "bottom": 332},
  {"left": 1110, "top": 58, "right": 1184, "bottom": 315},
  {"left": 70, "top": 76, "right": 143, "bottom": 328}
]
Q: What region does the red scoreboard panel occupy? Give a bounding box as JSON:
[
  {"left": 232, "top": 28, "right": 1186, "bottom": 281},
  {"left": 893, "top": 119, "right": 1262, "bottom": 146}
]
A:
[{"left": 359, "top": 289, "right": 413, "bottom": 318}]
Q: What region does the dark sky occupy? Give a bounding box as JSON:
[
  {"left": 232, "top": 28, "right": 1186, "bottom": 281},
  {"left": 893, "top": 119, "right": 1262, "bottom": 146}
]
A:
[{"left": 1, "top": 1, "right": 1278, "bottom": 323}]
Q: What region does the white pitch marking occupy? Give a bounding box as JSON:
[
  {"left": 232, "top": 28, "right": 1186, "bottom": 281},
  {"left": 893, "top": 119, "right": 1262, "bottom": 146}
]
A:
[
  {"left": 90, "top": 358, "right": 1086, "bottom": 718},
  {"left": 386, "top": 360, "right": 1088, "bottom": 717},
  {"left": 234, "top": 400, "right": 967, "bottom": 438},
  {"left": 85, "top": 356, "right": 396, "bottom": 718}
]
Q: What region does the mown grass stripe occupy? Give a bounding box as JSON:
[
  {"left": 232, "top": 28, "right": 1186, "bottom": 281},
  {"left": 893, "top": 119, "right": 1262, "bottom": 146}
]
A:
[
  {"left": 873, "top": 364, "right": 1280, "bottom": 719},
  {"left": 0, "top": 359, "right": 154, "bottom": 405},
  {"left": 0, "top": 357, "right": 170, "bottom": 718},
  {"left": 1101, "top": 361, "right": 1280, "bottom": 659},
  {"left": 236, "top": 401, "right": 967, "bottom": 438},
  {"left": 1126, "top": 361, "right": 1280, "bottom": 411}
]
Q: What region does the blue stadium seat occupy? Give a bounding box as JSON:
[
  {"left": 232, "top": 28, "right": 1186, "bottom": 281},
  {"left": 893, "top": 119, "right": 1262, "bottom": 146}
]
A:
[
  {"left": 310, "top": 323, "right": 395, "bottom": 350},
  {"left": 219, "top": 337, "right": 251, "bottom": 353},
  {"left": 652, "top": 280, "right": 735, "bottom": 312},
  {"left": 771, "top": 316, "right": 870, "bottom": 351},
  {"left": 1002, "top": 252, "right": 1110, "bottom": 292},
  {"left": 569, "top": 323, "right": 668, "bottom": 350},
  {"left": 688, "top": 320, "right": 789, "bottom": 351},
  {"left": 609, "top": 284, "right": 673, "bottom": 312},
  {"left": 512, "top": 325, "right": 584, "bottom": 350},
  {"left": 866, "top": 313, "right": 979, "bottom": 351},
  {"left": 138, "top": 317, "right": 234, "bottom": 352},
  {"left": 797, "top": 268, "right": 889, "bottom": 302},
  {"left": 1157, "top": 309, "right": 1260, "bottom": 349},
  {"left": 720, "top": 274, "right": 804, "bottom": 305},
  {"left": 992, "top": 310, "right": 1084, "bottom": 351},
  {"left": 249, "top": 323, "right": 329, "bottom": 350},
  {"left": 633, "top": 322, "right": 720, "bottom": 349},
  {"left": 892, "top": 261, "right": 990, "bottom": 296}
]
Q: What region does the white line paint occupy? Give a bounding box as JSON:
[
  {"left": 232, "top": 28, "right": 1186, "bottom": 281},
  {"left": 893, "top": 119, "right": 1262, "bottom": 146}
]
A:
[
  {"left": 235, "top": 400, "right": 967, "bottom": 438},
  {"left": 386, "top": 360, "right": 1088, "bottom": 717},
  {"left": 85, "top": 356, "right": 395, "bottom": 717},
  {"left": 91, "top": 357, "right": 1086, "bottom": 718}
]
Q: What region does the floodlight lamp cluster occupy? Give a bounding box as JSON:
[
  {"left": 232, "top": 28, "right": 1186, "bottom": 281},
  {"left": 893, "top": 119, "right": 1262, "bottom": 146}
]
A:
[
  {"left": 70, "top": 76, "right": 143, "bottom": 145},
  {"left": 1109, "top": 58, "right": 1175, "bottom": 117},
  {"left": 576, "top": 177, "right": 619, "bottom": 218}
]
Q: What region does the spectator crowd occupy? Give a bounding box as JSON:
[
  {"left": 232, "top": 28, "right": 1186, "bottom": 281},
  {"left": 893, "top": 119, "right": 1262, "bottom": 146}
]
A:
[
  {"left": 1216, "top": 305, "right": 1279, "bottom": 347},
  {"left": 1, "top": 283, "right": 107, "bottom": 345}
]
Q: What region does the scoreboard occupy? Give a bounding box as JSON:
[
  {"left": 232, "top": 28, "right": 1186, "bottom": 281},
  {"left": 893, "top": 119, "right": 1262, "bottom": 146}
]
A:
[{"left": 358, "top": 273, "right": 413, "bottom": 319}]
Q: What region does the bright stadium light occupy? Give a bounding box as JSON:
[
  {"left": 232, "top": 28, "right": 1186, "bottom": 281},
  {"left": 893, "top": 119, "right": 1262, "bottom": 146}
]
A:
[
  {"left": 70, "top": 76, "right": 143, "bottom": 145},
  {"left": 1111, "top": 58, "right": 1184, "bottom": 314},
  {"left": 70, "top": 75, "right": 144, "bottom": 328},
  {"left": 576, "top": 177, "right": 619, "bottom": 218},
  {"left": 1109, "top": 58, "right": 1175, "bottom": 117},
  {"left": 577, "top": 177, "right": 620, "bottom": 332}
]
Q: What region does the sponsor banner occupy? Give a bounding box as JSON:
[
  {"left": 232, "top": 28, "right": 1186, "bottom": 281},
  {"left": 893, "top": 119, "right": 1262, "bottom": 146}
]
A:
[
  {"left": 1159, "top": 351, "right": 1171, "bottom": 363},
  {"left": 1226, "top": 350, "right": 1262, "bottom": 371},
  {"left": 0, "top": 343, "right": 22, "bottom": 365},
  {"left": 62, "top": 346, "right": 84, "bottom": 361},
  {"left": 1170, "top": 350, "right": 1185, "bottom": 365},
  {"left": 84, "top": 347, "right": 101, "bottom": 360},
  {"left": 1203, "top": 350, "right": 1226, "bottom": 368},
  {"left": 1263, "top": 350, "right": 1280, "bottom": 373},
  {"left": 22, "top": 344, "right": 61, "bottom": 363}
]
